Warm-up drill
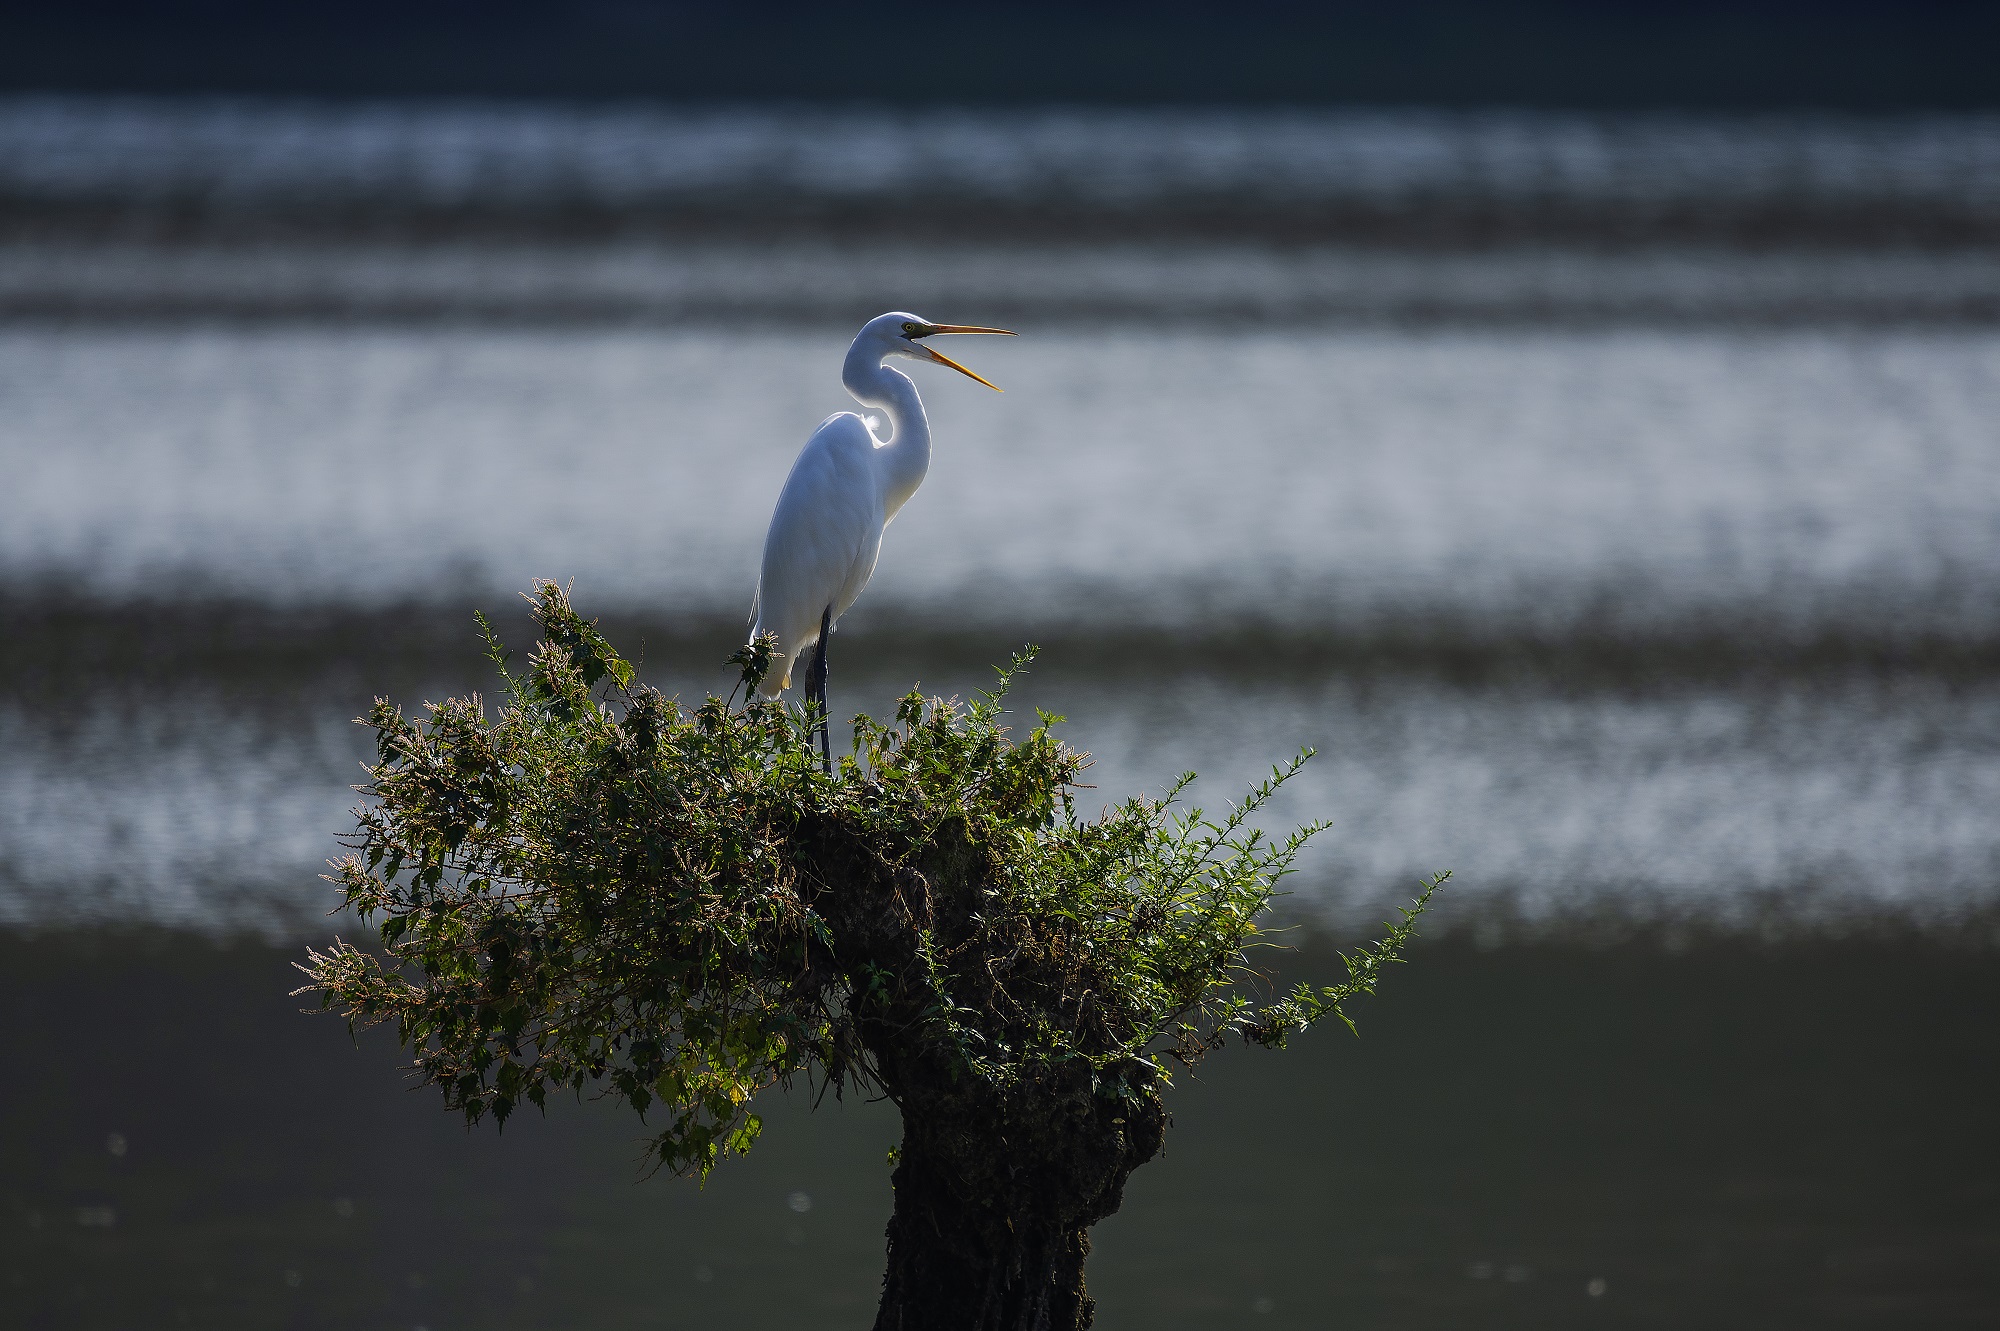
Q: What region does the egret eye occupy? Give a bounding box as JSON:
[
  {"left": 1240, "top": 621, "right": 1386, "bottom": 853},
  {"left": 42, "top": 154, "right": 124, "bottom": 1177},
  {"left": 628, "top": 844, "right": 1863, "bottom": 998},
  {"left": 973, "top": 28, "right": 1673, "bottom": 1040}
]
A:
[{"left": 901, "top": 322, "right": 922, "bottom": 337}]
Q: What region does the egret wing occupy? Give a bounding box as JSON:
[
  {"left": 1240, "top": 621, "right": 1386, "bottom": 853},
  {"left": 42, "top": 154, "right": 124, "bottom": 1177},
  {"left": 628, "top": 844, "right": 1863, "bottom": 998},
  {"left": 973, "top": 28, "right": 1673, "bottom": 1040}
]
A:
[{"left": 752, "top": 413, "right": 887, "bottom": 685}]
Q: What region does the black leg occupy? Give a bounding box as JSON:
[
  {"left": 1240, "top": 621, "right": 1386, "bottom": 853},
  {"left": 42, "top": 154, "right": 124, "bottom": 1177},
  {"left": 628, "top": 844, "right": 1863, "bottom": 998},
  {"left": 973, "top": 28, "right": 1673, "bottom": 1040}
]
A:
[
  {"left": 802, "top": 627, "right": 822, "bottom": 754},
  {"left": 812, "top": 605, "right": 832, "bottom": 775}
]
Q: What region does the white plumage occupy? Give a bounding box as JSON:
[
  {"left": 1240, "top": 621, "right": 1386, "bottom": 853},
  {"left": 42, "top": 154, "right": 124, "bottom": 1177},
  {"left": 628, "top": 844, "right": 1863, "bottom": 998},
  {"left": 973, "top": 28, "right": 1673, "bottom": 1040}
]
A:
[{"left": 750, "top": 312, "right": 1012, "bottom": 698}]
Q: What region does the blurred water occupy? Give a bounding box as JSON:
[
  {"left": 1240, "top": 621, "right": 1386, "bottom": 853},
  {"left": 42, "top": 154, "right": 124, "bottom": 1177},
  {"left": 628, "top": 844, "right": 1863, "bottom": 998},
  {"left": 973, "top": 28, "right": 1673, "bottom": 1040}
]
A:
[
  {"left": 7, "top": 931, "right": 1994, "bottom": 1329},
  {"left": 6, "top": 326, "right": 1996, "bottom": 629},
  {"left": 2, "top": 322, "right": 1995, "bottom": 932},
  {"left": 6, "top": 96, "right": 1997, "bottom": 225},
  {"left": 8, "top": 96, "right": 2000, "bottom": 323},
  {"left": 9, "top": 662, "right": 1996, "bottom": 935},
  {"left": 11, "top": 240, "right": 1998, "bottom": 323},
  {"left": 3, "top": 96, "right": 1998, "bottom": 1329},
  {"left": 2, "top": 96, "right": 1997, "bottom": 933}
]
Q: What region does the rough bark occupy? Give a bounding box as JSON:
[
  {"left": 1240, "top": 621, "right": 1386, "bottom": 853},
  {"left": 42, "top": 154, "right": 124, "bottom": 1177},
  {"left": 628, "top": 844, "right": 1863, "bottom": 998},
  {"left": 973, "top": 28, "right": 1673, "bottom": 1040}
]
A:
[
  {"left": 870, "top": 1082, "right": 1167, "bottom": 1331},
  {"left": 801, "top": 812, "right": 1170, "bottom": 1330}
]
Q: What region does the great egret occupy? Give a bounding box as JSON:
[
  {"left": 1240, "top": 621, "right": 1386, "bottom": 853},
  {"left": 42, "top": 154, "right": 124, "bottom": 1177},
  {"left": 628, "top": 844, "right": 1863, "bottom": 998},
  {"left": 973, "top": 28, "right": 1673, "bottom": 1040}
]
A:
[{"left": 750, "top": 312, "right": 1014, "bottom": 769}]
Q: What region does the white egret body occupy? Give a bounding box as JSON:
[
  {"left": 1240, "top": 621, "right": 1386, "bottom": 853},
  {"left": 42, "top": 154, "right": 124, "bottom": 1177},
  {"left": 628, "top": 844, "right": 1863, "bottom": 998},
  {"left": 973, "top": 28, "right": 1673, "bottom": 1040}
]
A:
[{"left": 750, "top": 313, "right": 1012, "bottom": 705}]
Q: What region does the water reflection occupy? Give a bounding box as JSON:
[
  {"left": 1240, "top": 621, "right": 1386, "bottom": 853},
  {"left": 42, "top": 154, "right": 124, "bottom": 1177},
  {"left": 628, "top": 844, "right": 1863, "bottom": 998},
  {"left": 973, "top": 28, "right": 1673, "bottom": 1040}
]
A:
[
  {"left": 6, "top": 98, "right": 1997, "bottom": 242},
  {"left": 0, "top": 323, "right": 1994, "bottom": 931},
  {"left": 2, "top": 615, "right": 1995, "bottom": 934},
  {"left": 4, "top": 327, "right": 1993, "bottom": 635}
]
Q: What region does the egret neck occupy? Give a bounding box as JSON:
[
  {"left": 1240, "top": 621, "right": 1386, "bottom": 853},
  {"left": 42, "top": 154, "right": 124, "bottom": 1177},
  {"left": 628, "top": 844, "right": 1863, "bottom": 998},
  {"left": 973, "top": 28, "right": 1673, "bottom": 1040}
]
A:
[{"left": 843, "top": 340, "right": 931, "bottom": 521}]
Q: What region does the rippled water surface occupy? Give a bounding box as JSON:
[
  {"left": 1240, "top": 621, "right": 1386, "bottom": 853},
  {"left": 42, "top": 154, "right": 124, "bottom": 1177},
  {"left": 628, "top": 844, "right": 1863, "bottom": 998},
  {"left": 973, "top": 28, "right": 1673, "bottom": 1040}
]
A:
[
  {"left": 8, "top": 325, "right": 1995, "bottom": 625},
  {"left": 8, "top": 97, "right": 1998, "bottom": 221},
  {"left": 3, "top": 321, "right": 1995, "bottom": 932},
  {"left": 2, "top": 97, "right": 1997, "bottom": 926},
  {"left": 3, "top": 96, "right": 1998, "bottom": 1330}
]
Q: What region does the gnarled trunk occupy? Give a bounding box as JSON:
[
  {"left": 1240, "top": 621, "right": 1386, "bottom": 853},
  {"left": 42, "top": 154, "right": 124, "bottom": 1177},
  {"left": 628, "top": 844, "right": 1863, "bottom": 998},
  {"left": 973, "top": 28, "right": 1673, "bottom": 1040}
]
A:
[
  {"left": 875, "top": 1140, "right": 1095, "bottom": 1331},
  {"left": 801, "top": 813, "right": 1171, "bottom": 1330},
  {"left": 871, "top": 1084, "right": 1166, "bottom": 1331}
]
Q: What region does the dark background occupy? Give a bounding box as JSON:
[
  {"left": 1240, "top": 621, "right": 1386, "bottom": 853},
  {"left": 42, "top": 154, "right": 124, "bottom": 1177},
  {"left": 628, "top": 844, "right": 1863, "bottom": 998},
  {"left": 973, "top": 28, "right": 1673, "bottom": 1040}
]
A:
[
  {"left": 8, "top": 928, "right": 1995, "bottom": 1329},
  {"left": 5, "top": 1, "right": 1998, "bottom": 108}
]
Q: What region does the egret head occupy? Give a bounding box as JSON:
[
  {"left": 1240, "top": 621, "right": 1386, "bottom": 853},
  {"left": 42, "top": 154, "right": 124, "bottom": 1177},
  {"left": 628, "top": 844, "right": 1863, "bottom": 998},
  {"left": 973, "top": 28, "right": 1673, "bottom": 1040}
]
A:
[{"left": 856, "top": 311, "right": 1015, "bottom": 391}]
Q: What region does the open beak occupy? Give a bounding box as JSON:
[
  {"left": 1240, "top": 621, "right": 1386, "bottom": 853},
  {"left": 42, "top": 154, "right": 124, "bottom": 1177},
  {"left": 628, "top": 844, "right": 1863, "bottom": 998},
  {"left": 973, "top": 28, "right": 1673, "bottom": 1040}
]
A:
[{"left": 912, "top": 323, "right": 1016, "bottom": 391}]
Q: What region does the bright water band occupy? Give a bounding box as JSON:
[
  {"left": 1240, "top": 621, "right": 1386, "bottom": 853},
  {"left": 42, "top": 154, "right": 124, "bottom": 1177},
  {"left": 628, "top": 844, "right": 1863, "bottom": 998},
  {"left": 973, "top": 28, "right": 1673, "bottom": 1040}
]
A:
[
  {"left": 2, "top": 325, "right": 1995, "bottom": 934},
  {"left": 5, "top": 97, "right": 1997, "bottom": 224}
]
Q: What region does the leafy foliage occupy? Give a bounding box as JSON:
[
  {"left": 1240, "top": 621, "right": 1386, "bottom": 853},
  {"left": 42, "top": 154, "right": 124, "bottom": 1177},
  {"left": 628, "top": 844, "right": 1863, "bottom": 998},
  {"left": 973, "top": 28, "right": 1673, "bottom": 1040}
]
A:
[{"left": 300, "top": 582, "right": 1441, "bottom": 1176}]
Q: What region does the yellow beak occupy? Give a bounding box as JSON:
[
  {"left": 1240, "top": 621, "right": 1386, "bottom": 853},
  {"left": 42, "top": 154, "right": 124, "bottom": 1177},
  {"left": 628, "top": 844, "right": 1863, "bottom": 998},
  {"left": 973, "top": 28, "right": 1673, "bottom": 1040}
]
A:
[{"left": 916, "top": 324, "right": 1016, "bottom": 391}]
